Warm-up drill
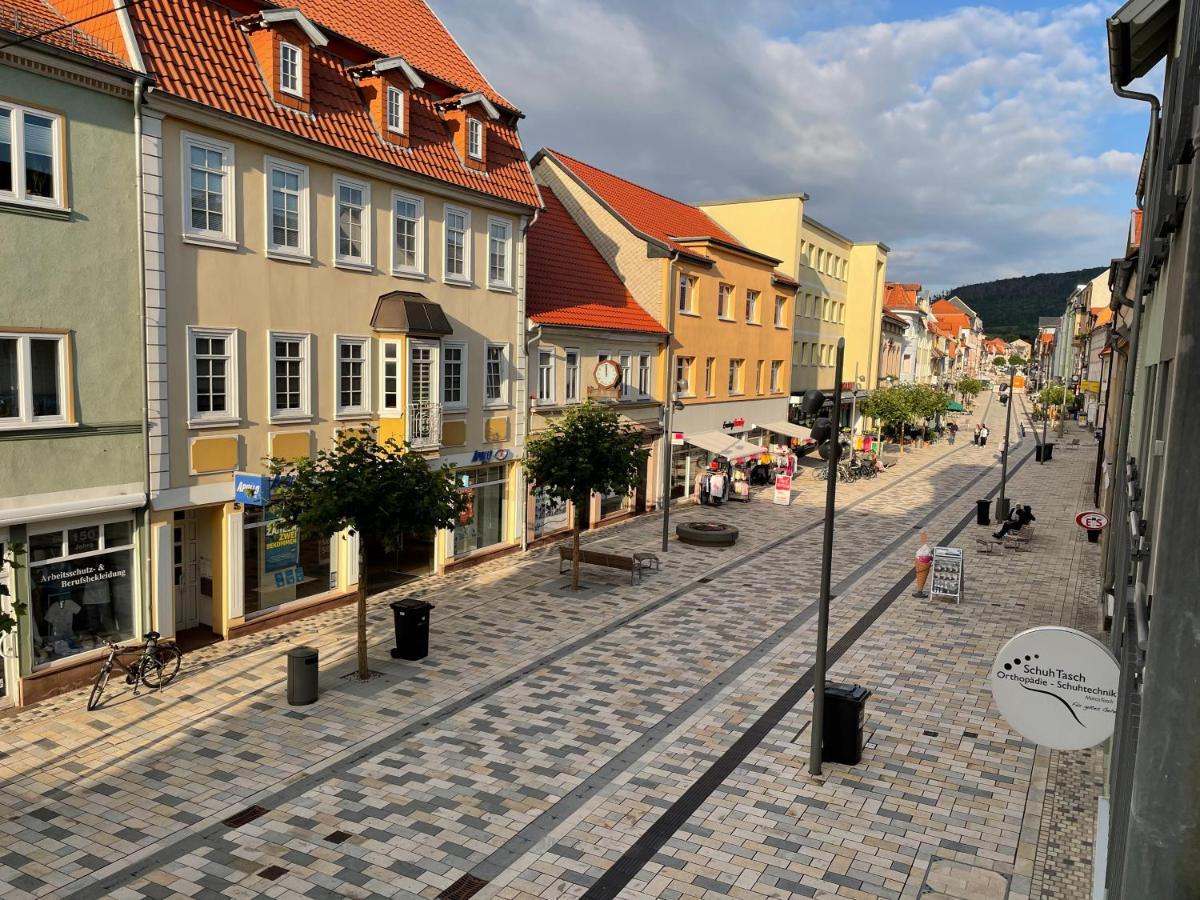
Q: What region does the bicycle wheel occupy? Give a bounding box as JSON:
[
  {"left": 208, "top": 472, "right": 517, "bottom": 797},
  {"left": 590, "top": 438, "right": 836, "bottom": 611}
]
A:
[
  {"left": 87, "top": 664, "right": 112, "bottom": 711},
  {"left": 812, "top": 467, "right": 825, "bottom": 480},
  {"left": 141, "top": 644, "right": 182, "bottom": 688}
]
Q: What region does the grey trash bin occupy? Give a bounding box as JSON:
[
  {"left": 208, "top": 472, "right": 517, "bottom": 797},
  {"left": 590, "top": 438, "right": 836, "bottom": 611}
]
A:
[{"left": 287, "top": 646, "right": 319, "bottom": 705}]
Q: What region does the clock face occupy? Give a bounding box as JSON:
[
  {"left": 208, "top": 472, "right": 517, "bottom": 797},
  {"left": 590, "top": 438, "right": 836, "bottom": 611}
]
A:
[{"left": 595, "top": 359, "right": 621, "bottom": 389}]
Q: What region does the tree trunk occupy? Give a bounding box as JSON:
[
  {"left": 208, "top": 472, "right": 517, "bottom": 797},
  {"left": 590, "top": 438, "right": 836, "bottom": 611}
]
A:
[
  {"left": 356, "top": 535, "right": 369, "bottom": 681},
  {"left": 571, "top": 503, "right": 582, "bottom": 591}
]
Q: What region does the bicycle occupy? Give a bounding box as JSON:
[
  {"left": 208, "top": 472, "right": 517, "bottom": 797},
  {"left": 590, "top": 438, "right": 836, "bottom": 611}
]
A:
[{"left": 87, "top": 631, "right": 183, "bottom": 711}]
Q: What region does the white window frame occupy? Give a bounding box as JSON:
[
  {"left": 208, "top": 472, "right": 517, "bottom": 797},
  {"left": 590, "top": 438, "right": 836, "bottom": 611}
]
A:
[
  {"left": 619, "top": 352, "right": 633, "bottom": 400},
  {"left": 267, "top": 331, "right": 312, "bottom": 422},
  {"left": 536, "top": 346, "right": 555, "bottom": 406},
  {"left": 774, "top": 295, "right": 788, "bottom": 328},
  {"left": 407, "top": 338, "right": 440, "bottom": 408},
  {"left": 675, "top": 356, "right": 693, "bottom": 398},
  {"left": 334, "top": 335, "right": 371, "bottom": 419},
  {"left": 181, "top": 132, "right": 236, "bottom": 247},
  {"left": 332, "top": 175, "right": 371, "bottom": 270},
  {"left": 717, "top": 284, "right": 734, "bottom": 321},
  {"left": 467, "top": 117, "right": 483, "bottom": 160},
  {"left": 0, "top": 331, "right": 69, "bottom": 429},
  {"left": 728, "top": 358, "right": 743, "bottom": 395},
  {"left": 187, "top": 326, "right": 239, "bottom": 426},
  {"left": 380, "top": 339, "right": 402, "bottom": 413},
  {"left": 564, "top": 348, "right": 580, "bottom": 403},
  {"left": 487, "top": 216, "right": 513, "bottom": 290},
  {"left": 442, "top": 340, "right": 467, "bottom": 410},
  {"left": 391, "top": 191, "right": 425, "bottom": 277},
  {"left": 637, "top": 352, "right": 651, "bottom": 398},
  {"left": 443, "top": 203, "right": 472, "bottom": 284},
  {"left": 677, "top": 274, "right": 697, "bottom": 315},
  {"left": 264, "top": 156, "right": 310, "bottom": 261},
  {"left": 386, "top": 86, "right": 405, "bottom": 134},
  {"left": 0, "top": 101, "right": 65, "bottom": 211},
  {"left": 745, "top": 289, "right": 760, "bottom": 324},
  {"left": 279, "top": 42, "right": 303, "bottom": 97},
  {"left": 484, "top": 342, "right": 509, "bottom": 408}
]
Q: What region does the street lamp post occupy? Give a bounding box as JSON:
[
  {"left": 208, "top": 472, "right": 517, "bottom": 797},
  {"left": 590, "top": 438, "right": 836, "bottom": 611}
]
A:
[{"left": 997, "top": 365, "right": 1015, "bottom": 521}]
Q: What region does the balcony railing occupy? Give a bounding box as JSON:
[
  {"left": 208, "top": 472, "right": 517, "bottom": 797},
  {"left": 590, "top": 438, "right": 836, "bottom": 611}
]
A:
[{"left": 408, "top": 400, "right": 441, "bottom": 450}]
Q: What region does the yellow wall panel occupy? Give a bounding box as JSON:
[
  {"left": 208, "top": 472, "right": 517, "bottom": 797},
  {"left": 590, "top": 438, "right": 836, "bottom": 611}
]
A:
[
  {"left": 442, "top": 419, "right": 467, "bottom": 447},
  {"left": 270, "top": 430, "right": 313, "bottom": 460},
  {"left": 484, "top": 416, "right": 510, "bottom": 443},
  {"left": 190, "top": 436, "right": 239, "bottom": 474}
]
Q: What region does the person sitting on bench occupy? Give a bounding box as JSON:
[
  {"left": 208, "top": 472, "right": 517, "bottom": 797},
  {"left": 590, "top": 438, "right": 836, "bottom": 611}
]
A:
[{"left": 994, "top": 505, "right": 1035, "bottom": 540}]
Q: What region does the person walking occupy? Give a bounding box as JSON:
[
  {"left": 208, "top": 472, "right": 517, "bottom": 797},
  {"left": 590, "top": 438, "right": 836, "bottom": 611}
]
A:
[
  {"left": 973, "top": 424, "right": 981, "bottom": 445},
  {"left": 948, "top": 421, "right": 959, "bottom": 445},
  {"left": 979, "top": 424, "right": 990, "bottom": 447}
]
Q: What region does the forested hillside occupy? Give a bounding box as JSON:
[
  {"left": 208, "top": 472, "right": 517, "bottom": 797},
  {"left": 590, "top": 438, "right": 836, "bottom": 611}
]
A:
[{"left": 945, "top": 267, "right": 1107, "bottom": 339}]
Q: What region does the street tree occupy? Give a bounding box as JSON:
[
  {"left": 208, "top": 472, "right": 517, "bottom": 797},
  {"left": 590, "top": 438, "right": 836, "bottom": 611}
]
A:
[
  {"left": 911, "top": 384, "right": 951, "bottom": 438},
  {"left": 956, "top": 376, "right": 984, "bottom": 408},
  {"left": 1038, "top": 385, "right": 1073, "bottom": 408},
  {"left": 860, "top": 383, "right": 917, "bottom": 447},
  {"left": 524, "top": 402, "right": 649, "bottom": 590},
  {"left": 1008, "top": 354, "right": 1027, "bottom": 367},
  {"left": 268, "top": 427, "right": 469, "bottom": 680},
  {"left": 993, "top": 355, "right": 1008, "bottom": 367}
]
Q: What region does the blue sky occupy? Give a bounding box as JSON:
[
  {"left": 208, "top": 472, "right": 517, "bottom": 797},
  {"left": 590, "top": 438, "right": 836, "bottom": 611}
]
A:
[{"left": 434, "top": 1, "right": 1155, "bottom": 291}]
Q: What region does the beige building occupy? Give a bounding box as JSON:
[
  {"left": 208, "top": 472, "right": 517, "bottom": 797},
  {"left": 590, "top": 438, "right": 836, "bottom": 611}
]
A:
[{"left": 131, "top": 3, "right": 541, "bottom": 643}]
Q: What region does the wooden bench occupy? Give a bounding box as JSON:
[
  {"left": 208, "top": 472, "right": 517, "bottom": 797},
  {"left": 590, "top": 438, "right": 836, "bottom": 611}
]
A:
[{"left": 558, "top": 546, "right": 647, "bottom": 584}]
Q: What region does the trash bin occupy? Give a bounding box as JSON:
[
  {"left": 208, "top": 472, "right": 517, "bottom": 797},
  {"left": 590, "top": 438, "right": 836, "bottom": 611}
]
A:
[
  {"left": 1044, "top": 444, "right": 1055, "bottom": 461},
  {"left": 1035, "top": 445, "right": 1044, "bottom": 462},
  {"left": 286, "top": 646, "right": 319, "bottom": 706},
  {"left": 390, "top": 598, "right": 433, "bottom": 660},
  {"left": 823, "top": 683, "right": 871, "bottom": 765},
  {"left": 976, "top": 498, "right": 992, "bottom": 526}
]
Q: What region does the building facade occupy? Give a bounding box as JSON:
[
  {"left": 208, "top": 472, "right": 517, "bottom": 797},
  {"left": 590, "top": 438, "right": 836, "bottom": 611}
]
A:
[{"left": 883, "top": 283, "right": 935, "bottom": 384}]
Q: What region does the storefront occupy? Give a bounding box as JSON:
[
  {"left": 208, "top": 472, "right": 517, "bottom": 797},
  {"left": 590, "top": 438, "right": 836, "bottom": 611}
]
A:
[
  {"left": 242, "top": 506, "right": 337, "bottom": 617},
  {"left": 670, "top": 431, "right": 768, "bottom": 500},
  {"left": 453, "top": 464, "right": 510, "bottom": 558}
]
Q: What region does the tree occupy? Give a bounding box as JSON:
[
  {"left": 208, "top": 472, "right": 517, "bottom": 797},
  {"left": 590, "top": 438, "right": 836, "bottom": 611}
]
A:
[
  {"left": 860, "top": 383, "right": 918, "bottom": 446},
  {"left": 268, "top": 427, "right": 469, "bottom": 680},
  {"left": 910, "top": 384, "right": 951, "bottom": 437},
  {"left": 0, "top": 543, "right": 26, "bottom": 639},
  {"left": 1008, "top": 354, "right": 1027, "bottom": 367},
  {"left": 956, "top": 376, "right": 984, "bottom": 407},
  {"left": 1038, "top": 385, "right": 1073, "bottom": 407},
  {"left": 524, "top": 402, "right": 649, "bottom": 590},
  {"left": 993, "top": 355, "right": 1008, "bottom": 367}
]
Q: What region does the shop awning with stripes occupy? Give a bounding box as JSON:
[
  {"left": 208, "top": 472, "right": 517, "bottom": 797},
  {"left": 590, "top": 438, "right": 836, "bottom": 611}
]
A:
[{"left": 684, "top": 431, "right": 765, "bottom": 461}]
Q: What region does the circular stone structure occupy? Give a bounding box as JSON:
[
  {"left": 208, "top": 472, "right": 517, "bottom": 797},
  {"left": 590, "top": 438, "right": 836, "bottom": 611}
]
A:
[{"left": 675, "top": 522, "right": 739, "bottom": 546}]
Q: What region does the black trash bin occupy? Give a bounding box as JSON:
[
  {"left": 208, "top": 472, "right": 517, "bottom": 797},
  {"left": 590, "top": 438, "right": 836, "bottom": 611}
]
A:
[
  {"left": 1035, "top": 445, "right": 1044, "bottom": 462},
  {"left": 823, "top": 683, "right": 871, "bottom": 765},
  {"left": 1044, "top": 443, "right": 1055, "bottom": 461},
  {"left": 390, "top": 598, "right": 433, "bottom": 660},
  {"left": 976, "top": 498, "right": 992, "bottom": 526},
  {"left": 286, "top": 646, "right": 319, "bottom": 706}
]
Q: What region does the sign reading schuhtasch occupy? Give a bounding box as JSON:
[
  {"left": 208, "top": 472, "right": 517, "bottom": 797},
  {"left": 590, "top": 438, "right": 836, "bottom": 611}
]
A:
[{"left": 989, "top": 626, "right": 1119, "bottom": 750}]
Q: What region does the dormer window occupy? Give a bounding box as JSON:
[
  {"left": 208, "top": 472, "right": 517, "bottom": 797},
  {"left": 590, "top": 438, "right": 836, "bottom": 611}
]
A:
[
  {"left": 279, "top": 42, "right": 302, "bottom": 96},
  {"left": 350, "top": 55, "right": 424, "bottom": 149},
  {"left": 386, "top": 86, "right": 405, "bottom": 134},
  {"left": 467, "top": 118, "right": 483, "bottom": 159},
  {"left": 434, "top": 92, "right": 499, "bottom": 171}
]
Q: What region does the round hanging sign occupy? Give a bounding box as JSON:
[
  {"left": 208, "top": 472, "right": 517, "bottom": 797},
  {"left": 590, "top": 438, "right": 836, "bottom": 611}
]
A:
[
  {"left": 989, "top": 626, "right": 1119, "bottom": 750},
  {"left": 1075, "top": 510, "right": 1109, "bottom": 531}
]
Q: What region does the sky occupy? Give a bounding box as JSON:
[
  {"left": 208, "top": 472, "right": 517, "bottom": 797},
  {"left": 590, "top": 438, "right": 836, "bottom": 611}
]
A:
[{"left": 431, "top": 0, "right": 1158, "bottom": 292}]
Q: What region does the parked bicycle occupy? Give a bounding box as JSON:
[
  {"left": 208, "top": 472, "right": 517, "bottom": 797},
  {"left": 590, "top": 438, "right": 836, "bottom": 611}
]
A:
[{"left": 87, "top": 631, "right": 183, "bottom": 711}]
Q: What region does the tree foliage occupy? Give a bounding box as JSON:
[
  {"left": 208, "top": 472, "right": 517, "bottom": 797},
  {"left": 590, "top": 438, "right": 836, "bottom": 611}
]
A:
[
  {"left": 956, "top": 377, "right": 984, "bottom": 403},
  {"left": 1038, "top": 385, "right": 1074, "bottom": 407},
  {"left": 948, "top": 266, "right": 1106, "bottom": 338},
  {"left": 861, "top": 383, "right": 950, "bottom": 442},
  {"left": 1008, "top": 355, "right": 1027, "bottom": 366},
  {"left": 993, "top": 355, "right": 1008, "bottom": 367},
  {"left": 524, "top": 402, "right": 649, "bottom": 589},
  {"left": 268, "top": 427, "right": 468, "bottom": 680},
  {"left": 0, "top": 543, "right": 26, "bottom": 640}
]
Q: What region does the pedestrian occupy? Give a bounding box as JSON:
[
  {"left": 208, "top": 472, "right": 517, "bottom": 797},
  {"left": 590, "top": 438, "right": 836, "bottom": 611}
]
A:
[
  {"left": 948, "top": 421, "right": 958, "bottom": 445},
  {"left": 993, "top": 504, "right": 1035, "bottom": 540},
  {"left": 980, "top": 424, "right": 990, "bottom": 447},
  {"left": 973, "top": 424, "right": 981, "bottom": 445}
]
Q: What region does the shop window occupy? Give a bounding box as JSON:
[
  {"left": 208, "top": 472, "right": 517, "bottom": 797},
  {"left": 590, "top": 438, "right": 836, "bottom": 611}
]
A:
[
  {"left": 454, "top": 465, "right": 507, "bottom": 557},
  {"left": 28, "top": 516, "right": 137, "bottom": 668},
  {"left": 0, "top": 331, "right": 68, "bottom": 428},
  {"left": 601, "top": 488, "right": 630, "bottom": 518},
  {"left": 243, "top": 506, "right": 334, "bottom": 617},
  {"left": 532, "top": 487, "right": 569, "bottom": 538}
]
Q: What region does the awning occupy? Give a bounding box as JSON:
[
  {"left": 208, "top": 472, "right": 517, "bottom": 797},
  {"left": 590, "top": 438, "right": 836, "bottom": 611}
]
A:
[
  {"left": 684, "top": 431, "right": 765, "bottom": 461},
  {"left": 371, "top": 291, "right": 453, "bottom": 336},
  {"left": 947, "top": 401, "right": 965, "bottom": 412},
  {"left": 761, "top": 420, "right": 813, "bottom": 442}
]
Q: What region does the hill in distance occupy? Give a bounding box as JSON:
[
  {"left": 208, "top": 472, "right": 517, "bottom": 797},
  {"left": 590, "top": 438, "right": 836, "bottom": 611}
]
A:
[{"left": 944, "top": 267, "right": 1107, "bottom": 341}]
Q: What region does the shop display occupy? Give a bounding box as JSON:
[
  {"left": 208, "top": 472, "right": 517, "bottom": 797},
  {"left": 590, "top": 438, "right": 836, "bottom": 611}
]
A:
[{"left": 931, "top": 546, "right": 963, "bottom": 604}]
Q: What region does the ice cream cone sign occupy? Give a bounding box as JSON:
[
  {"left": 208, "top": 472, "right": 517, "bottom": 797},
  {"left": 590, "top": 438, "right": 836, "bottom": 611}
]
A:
[{"left": 914, "top": 531, "right": 933, "bottom": 597}]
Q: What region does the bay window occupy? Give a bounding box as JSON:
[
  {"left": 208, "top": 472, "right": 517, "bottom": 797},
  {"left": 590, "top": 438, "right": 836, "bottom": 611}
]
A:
[
  {"left": 0, "top": 102, "right": 63, "bottom": 209},
  {"left": 392, "top": 192, "right": 424, "bottom": 275},
  {"left": 0, "top": 331, "right": 68, "bottom": 428}
]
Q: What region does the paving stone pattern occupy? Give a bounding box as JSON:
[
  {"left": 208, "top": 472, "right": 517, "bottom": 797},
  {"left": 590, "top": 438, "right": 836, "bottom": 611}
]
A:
[{"left": 0, "top": 395, "right": 1099, "bottom": 899}]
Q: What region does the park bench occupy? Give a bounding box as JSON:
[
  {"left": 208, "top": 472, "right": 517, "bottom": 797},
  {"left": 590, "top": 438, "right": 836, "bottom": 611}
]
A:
[
  {"left": 1003, "top": 523, "right": 1036, "bottom": 551},
  {"left": 558, "top": 546, "right": 657, "bottom": 584}
]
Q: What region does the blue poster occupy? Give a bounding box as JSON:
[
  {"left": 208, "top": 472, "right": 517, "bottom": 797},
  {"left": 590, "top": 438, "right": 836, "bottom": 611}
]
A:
[{"left": 264, "top": 509, "right": 300, "bottom": 573}]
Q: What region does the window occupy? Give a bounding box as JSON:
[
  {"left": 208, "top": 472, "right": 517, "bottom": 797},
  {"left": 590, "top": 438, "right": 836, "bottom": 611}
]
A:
[
  {"left": 269, "top": 332, "right": 310, "bottom": 420},
  {"left": 0, "top": 102, "right": 63, "bottom": 209},
  {"left": 770, "top": 360, "right": 783, "bottom": 392},
  {"left": 822, "top": 345, "right": 830, "bottom": 367},
  {"left": 453, "top": 465, "right": 507, "bottom": 557},
  {"left": 638, "top": 353, "right": 651, "bottom": 397},
  {"left": 182, "top": 133, "right": 235, "bottom": 243},
  {"left": 0, "top": 332, "right": 67, "bottom": 427},
  {"left": 386, "top": 86, "right": 405, "bottom": 134},
  {"left": 444, "top": 204, "right": 471, "bottom": 282},
  {"left": 619, "top": 352, "right": 632, "bottom": 399},
  {"left": 392, "top": 192, "right": 424, "bottom": 275},
  {"left": 717, "top": 284, "right": 733, "bottom": 320},
  {"left": 335, "top": 337, "right": 369, "bottom": 417},
  {"left": 488, "top": 217, "right": 512, "bottom": 288},
  {"left": 265, "top": 157, "right": 309, "bottom": 258},
  {"left": 675, "top": 356, "right": 693, "bottom": 396},
  {"left": 537, "top": 348, "right": 554, "bottom": 404},
  {"left": 774, "top": 296, "right": 788, "bottom": 328},
  {"left": 279, "top": 43, "right": 302, "bottom": 96},
  {"left": 381, "top": 340, "right": 400, "bottom": 412},
  {"left": 442, "top": 342, "right": 466, "bottom": 409},
  {"left": 704, "top": 357, "right": 715, "bottom": 396},
  {"left": 467, "top": 117, "right": 483, "bottom": 160},
  {"left": 677, "top": 274, "right": 697, "bottom": 314},
  {"left": 839, "top": 303, "right": 846, "bottom": 324},
  {"left": 565, "top": 349, "right": 580, "bottom": 403},
  {"left": 745, "top": 290, "right": 760, "bottom": 323},
  {"left": 333, "top": 176, "right": 370, "bottom": 268},
  {"left": 728, "top": 359, "right": 743, "bottom": 394},
  {"left": 822, "top": 298, "right": 830, "bottom": 322},
  {"left": 484, "top": 343, "right": 508, "bottom": 406},
  {"left": 754, "top": 360, "right": 764, "bottom": 394},
  {"left": 188, "top": 327, "right": 237, "bottom": 424}
]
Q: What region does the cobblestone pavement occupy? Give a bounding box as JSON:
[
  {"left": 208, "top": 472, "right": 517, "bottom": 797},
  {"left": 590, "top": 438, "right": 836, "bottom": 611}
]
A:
[{"left": 0, "top": 394, "right": 1102, "bottom": 899}]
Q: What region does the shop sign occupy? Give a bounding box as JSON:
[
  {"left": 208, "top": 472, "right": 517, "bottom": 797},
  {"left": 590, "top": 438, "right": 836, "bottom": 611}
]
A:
[
  {"left": 31, "top": 550, "right": 130, "bottom": 594},
  {"left": 989, "top": 626, "right": 1119, "bottom": 750},
  {"left": 264, "top": 510, "right": 300, "bottom": 573},
  {"left": 234, "top": 472, "right": 271, "bottom": 506},
  {"left": 1075, "top": 510, "right": 1109, "bottom": 531},
  {"left": 722, "top": 417, "right": 745, "bottom": 430},
  {"left": 773, "top": 473, "right": 792, "bottom": 506},
  {"left": 1079, "top": 380, "right": 1101, "bottom": 394},
  {"left": 671, "top": 431, "right": 685, "bottom": 446},
  {"left": 470, "top": 448, "right": 514, "bottom": 465}
]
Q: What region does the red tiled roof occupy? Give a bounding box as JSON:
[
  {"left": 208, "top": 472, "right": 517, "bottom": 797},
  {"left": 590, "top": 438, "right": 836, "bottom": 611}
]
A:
[
  {"left": 126, "top": 0, "right": 539, "bottom": 208},
  {"left": 772, "top": 271, "right": 799, "bottom": 287},
  {"left": 1130, "top": 208, "right": 1143, "bottom": 249},
  {"left": 527, "top": 188, "right": 665, "bottom": 334},
  {"left": 883, "top": 282, "right": 920, "bottom": 311},
  {"left": 545, "top": 149, "right": 745, "bottom": 256},
  {"left": 0, "top": 0, "right": 133, "bottom": 69},
  {"left": 881, "top": 311, "right": 908, "bottom": 328}
]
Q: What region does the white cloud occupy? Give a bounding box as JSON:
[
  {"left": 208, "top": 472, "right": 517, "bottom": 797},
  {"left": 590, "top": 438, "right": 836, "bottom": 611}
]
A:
[{"left": 432, "top": 0, "right": 1140, "bottom": 287}]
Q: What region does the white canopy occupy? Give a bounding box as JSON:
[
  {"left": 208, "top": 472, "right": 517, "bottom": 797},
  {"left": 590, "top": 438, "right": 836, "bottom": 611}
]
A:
[
  {"left": 761, "top": 420, "right": 813, "bottom": 442},
  {"left": 685, "top": 431, "right": 765, "bottom": 461}
]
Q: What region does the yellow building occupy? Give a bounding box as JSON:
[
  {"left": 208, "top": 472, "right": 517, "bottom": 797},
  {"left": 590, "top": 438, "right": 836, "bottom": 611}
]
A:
[
  {"left": 531, "top": 151, "right": 799, "bottom": 500},
  {"left": 700, "top": 195, "right": 888, "bottom": 430}
]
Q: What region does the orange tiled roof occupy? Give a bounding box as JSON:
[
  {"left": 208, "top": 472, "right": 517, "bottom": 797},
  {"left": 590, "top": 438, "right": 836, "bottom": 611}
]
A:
[
  {"left": 528, "top": 189, "right": 665, "bottom": 335},
  {"left": 1094, "top": 306, "right": 1113, "bottom": 327},
  {"left": 545, "top": 149, "right": 745, "bottom": 257},
  {"left": 1040, "top": 332, "right": 1054, "bottom": 344},
  {"left": 1130, "top": 208, "right": 1143, "bottom": 249},
  {"left": 0, "top": 0, "right": 133, "bottom": 69},
  {"left": 884, "top": 282, "right": 920, "bottom": 311},
  {"left": 125, "top": 0, "right": 540, "bottom": 209}
]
